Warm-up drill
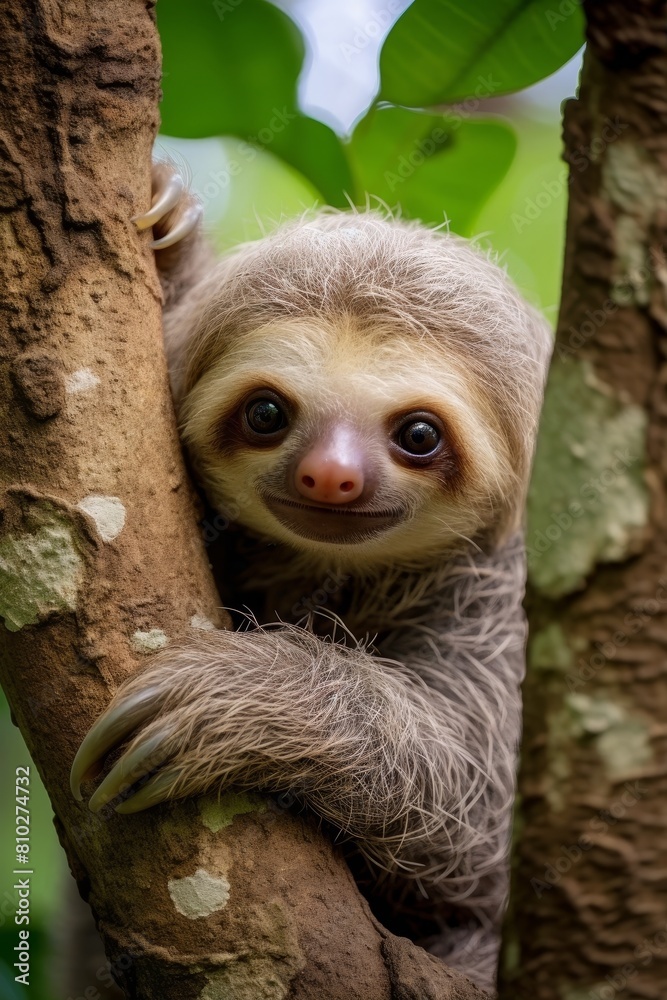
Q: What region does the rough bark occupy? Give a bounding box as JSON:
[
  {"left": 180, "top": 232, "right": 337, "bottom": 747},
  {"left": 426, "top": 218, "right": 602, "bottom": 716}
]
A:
[
  {"left": 0, "top": 2, "right": 486, "bottom": 997},
  {"left": 501, "top": 3, "right": 667, "bottom": 998}
]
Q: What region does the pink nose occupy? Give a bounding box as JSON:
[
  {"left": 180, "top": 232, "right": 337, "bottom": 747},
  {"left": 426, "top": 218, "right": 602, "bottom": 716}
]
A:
[{"left": 295, "top": 430, "right": 365, "bottom": 505}]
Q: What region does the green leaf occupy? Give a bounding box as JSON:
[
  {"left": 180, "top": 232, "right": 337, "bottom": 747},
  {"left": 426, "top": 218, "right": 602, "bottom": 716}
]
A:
[
  {"left": 157, "top": 0, "right": 352, "bottom": 206},
  {"left": 271, "top": 115, "right": 354, "bottom": 210},
  {"left": 158, "top": 0, "right": 302, "bottom": 139},
  {"left": 379, "top": 0, "right": 585, "bottom": 107},
  {"left": 348, "top": 105, "right": 517, "bottom": 234}
]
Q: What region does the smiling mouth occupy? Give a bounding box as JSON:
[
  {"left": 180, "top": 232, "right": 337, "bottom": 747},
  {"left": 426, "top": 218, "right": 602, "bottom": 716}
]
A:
[{"left": 261, "top": 493, "right": 405, "bottom": 544}]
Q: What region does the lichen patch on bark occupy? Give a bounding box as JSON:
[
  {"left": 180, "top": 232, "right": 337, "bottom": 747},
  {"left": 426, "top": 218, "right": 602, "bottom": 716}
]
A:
[
  {"left": 528, "top": 358, "right": 648, "bottom": 597},
  {"left": 65, "top": 368, "right": 101, "bottom": 394},
  {"left": 199, "top": 793, "right": 267, "bottom": 832},
  {"left": 194, "top": 900, "right": 305, "bottom": 998},
  {"left": 201, "top": 963, "right": 289, "bottom": 1000},
  {"left": 76, "top": 494, "right": 126, "bottom": 542},
  {"left": 565, "top": 692, "right": 625, "bottom": 735},
  {"left": 543, "top": 704, "right": 575, "bottom": 813},
  {"left": 131, "top": 628, "right": 168, "bottom": 653},
  {"left": 168, "top": 868, "right": 231, "bottom": 919},
  {"left": 595, "top": 716, "right": 652, "bottom": 780},
  {"left": 0, "top": 505, "right": 83, "bottom": 631},
  {"left": 604, "top": 144, "right": 667, "bottom": 308},
  {"left": 529, "top": 623, "right": 580, "bottom": 673}
]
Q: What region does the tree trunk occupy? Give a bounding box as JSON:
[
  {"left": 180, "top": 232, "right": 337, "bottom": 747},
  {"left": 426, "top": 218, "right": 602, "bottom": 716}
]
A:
[
  {"left": 501, "top": 3, "right": 667, "bottom": 997},
  {"left": 0, "top": 2, "right": 485, "bottom": 996}
]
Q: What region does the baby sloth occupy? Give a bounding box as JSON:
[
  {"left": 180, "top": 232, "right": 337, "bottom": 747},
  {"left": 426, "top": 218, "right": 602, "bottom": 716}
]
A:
[{"left": 71, "top": 164, "right": 551, "bottom": 991}]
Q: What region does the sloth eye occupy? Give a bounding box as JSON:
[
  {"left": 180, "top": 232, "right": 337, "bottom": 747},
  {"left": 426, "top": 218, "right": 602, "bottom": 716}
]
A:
[
  {"left": 245, "top": 397, "right": 288, "bottom": 436},
  {"left": 397, "top": 419, "right": 441, "bottom": 456}
]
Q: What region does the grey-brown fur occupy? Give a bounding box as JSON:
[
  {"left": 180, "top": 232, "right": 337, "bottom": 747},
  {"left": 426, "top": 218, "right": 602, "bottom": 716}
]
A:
[{"left": 73, "top": 171, "right": 552, "bottom": 992}]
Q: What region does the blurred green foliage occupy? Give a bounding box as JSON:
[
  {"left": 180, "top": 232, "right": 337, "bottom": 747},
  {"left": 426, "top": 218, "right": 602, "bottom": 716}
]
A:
[
  {"left": 348, "top": 107, "right": 517, "bottom": 233},
  {"left": 0, "top": 700, "right": 60, "bottom": 998},
  {"left": 156, "top": 0, "right": 581, "bottom": 247},
  {"left": 158, "top": 0, "right": 353, "bottom": 205},
  {"left": 1, "top": 1, "right": 583, "bottom": 996},
  {"left": 379, "top": 0, "right": 584, "bottom": 106}
]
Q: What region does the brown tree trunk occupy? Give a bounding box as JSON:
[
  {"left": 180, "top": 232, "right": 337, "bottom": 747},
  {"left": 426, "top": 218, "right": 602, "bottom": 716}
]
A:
[
  {"left": 501, "top": 3, "right": 667, "bottom": 998},
  {"left": 0, "top": 2, "right": 485, "bottom": 996}
]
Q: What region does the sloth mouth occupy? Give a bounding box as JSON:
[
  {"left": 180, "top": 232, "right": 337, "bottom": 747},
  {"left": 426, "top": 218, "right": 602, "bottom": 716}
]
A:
[{"left": 260, "top": 492, "right": 405, "bottom": 544}]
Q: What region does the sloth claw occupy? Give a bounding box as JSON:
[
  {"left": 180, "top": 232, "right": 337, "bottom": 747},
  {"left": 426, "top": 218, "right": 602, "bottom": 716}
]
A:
[
  {"left": 132, "top": 171, "right": 185, "bottom": 231},
  {"left": 87, "top": 732, "right": 173, "bottom": 813},
  {"left": 131, "top": 164, "right": 201, "bottom": 252},
  {"left": 150, "top": 203, "right": 203, "bottom": 249},
  {"left": 70, "top": 686, "right": 164, "bottom": 803},
  {"left": 115, "top": 768, "right": 184, "bottom": 814}
]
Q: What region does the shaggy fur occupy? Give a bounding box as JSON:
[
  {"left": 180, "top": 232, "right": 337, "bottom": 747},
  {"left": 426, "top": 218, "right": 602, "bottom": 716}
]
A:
[
  {"left": 75, "top": 168, "right": 552, "bottom": 992},
  {"left": 114, "top": 540, "right": 527, "bottom": 987}
]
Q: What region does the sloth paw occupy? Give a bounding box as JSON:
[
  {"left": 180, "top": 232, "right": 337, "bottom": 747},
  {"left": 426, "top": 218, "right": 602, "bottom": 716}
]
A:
[
  {"left": 69, "top": 685, "right": 186, "bottom": 814},
  {"left": 132, "top": 161, "right": 202, "bottom": 251}
]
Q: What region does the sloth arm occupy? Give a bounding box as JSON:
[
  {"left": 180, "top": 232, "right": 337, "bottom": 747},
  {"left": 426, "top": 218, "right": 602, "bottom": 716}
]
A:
[
  {"left": 114, "top": 163, "right": 526, "bottom": 902},
  {"left": 70, "top": 538, "right": 526, "bottom": 902}
]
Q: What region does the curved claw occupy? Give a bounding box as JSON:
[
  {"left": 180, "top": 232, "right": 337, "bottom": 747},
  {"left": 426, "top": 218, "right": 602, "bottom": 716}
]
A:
[
  {"left": 88, "top": 731, "right": 173, "bottom": 813},
  {"left": 70, "top": 686, "right": 164, "bottom": 802},
  {"left": 115, "top": 767, "right": 185, "bottom": 814},
  {"left": 150, "top": 203, "right": 203, "bottom": 250},
  {"left": 132, "top": 172, "right": 185, "bottom": 230}
]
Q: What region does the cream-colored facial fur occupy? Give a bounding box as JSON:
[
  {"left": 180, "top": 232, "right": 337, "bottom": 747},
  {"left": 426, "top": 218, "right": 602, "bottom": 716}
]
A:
[
  {"left": 167, "top": 211, "right": 551, "bottom": 566},
  {"left": 182, "top": 316, "right": 513, "bottom": 567}
]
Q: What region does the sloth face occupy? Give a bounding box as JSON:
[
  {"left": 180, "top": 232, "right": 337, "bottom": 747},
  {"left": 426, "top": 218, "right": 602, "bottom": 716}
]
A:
[
  {"left": 181, "top": 316, "right": 514, "bottom": 567},
  {"left": 237, "top": 392, "right": 453, "bottom": 546}
]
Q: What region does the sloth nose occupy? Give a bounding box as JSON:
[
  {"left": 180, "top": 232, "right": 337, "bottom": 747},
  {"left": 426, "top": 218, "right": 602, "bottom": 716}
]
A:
[{"left": 295, "top": 430, "right": 365, "bottom": 505}]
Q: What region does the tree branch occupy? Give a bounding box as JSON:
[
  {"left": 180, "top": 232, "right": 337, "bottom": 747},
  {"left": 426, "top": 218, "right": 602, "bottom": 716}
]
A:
[
  {"left": 502, "top": 2, "right": 667, "bottom": 996},
  {"left": 0, "top": 2, "right": 487, "bottom": 996}
]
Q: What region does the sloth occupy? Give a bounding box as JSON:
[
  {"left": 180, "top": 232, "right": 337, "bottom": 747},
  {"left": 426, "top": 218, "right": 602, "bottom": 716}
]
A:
[{"left": 71, "top": 163, "right": 551, "bottom": 991}]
